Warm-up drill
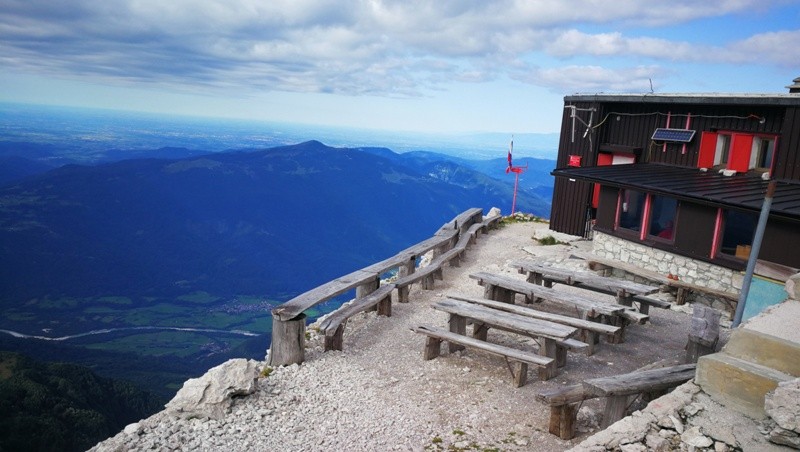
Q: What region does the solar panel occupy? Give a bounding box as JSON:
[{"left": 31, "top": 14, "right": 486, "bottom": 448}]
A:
[{"left": 651, "top": 128, "right": 696, "bottom": 142}]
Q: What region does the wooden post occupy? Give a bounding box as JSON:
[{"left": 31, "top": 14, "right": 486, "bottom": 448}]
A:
[
  {"left": 324, "top": 324, "right": 344, "bottom": 352},
  {"left": 601, "top": 395, "right": 629, "bottom": 427},
  {"left": 268, "top": 313, "right": 306, "bottom": 366},
  {"left": 549, "top": 404, "right": 578, "bottom": 440},
  {"left": 423, "top": 337, "right": 442, "bottom": 360},
  {"left": 513, "top": 362, "right": 528, "bottom": 387},
  {"left": 686, "top": 304, "right": 720, "bottom": 363},
  {"left": 397, "top": 257, "right": 415, "bottom": 303},
  {"left": 358, "top": 276, "right": 380, "bottom": 312},
  {"left": 376, "top": 293, "right": 392, "bottom": 317},
  {"left": 472, "top": 322, "right": 489, "bottom": 341},
  {"left": 448, "top": 314, "right": 466, "bottom": 352},
  {"left": 616, "top": 289, "right": 633, "bottom": 307}
]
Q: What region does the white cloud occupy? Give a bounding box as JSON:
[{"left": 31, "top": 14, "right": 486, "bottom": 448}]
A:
[{"left": 0, "top": 0, "right": 794, "bottom": 99}]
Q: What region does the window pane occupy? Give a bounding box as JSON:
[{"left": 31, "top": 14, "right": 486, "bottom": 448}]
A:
[
  {"left": 648, "top": 195, "right": 678, "bottom": 239},
  {"left": 714, "top": 135, "right": 730, "bottom": 166},
  {"left": 720, "top": 210, "right": 757, "bottom": 258},
  {"left": 618, "top": 189, "right": 646, "bottom": 232}
]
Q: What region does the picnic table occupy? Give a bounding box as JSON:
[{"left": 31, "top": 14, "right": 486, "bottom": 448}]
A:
[
  {"left": 468, "top": 271, "right": 639, "bottom": 343},
  {"left": 432, "top": 298, "right": 579, "bottom": 379},
  {"left": 512, "top": 261, "right": 659, "bottom": 311}
]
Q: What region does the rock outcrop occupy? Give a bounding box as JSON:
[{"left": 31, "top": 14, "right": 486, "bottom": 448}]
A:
[{"left": 165, "top": 359, "right": 261, "bottom": 420}]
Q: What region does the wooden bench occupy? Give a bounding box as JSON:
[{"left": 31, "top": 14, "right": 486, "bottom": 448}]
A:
[
  {"left": 537, "top": 384, "right": 597, "bottom": 439},
  {"left": 317, "top": 283, "right": 396, "bottom": 351},
  {"left": 512, "top": 261, "right": 659, "bottom": 316},
  {"left": 538, "top": 363, "right": 697, "bottom": 439},
  {"left": 432, "top": 298, "right": 578, "bottom": 378},
  {"left": 583, "top": 364, "right": 697, "bottom": 428},
  {"left": 570, "top": 250, "right": 739, "bottom": 308},
  {"left": 468, "top": 270, "right": 630, "bottom": 318},
  {"left": 448, "top": 294, "right": 621, "bottom": 355},
  {"left": 412, "top": 325, "right": 555, "bottom": 387}
]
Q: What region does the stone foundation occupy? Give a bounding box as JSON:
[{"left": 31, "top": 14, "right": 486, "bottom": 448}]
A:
[{"left": 593, "top": 232, "right": 741, "bottom": 313}]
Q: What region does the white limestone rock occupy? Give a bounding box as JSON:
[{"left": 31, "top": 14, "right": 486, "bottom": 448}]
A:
[
  {"left": 765, "top": 378, "right": 800, "bottom": 432},
  {"left": 166, "top": 358, "right": 260, "bottom": 420}
]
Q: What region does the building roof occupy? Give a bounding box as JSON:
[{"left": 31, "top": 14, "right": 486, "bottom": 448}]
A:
[
  {"left": 564, "top": 93, "right": 800, "bottom": 107},
  {"left": 552, "top": 163, "right": 800, "bottom": 221}
]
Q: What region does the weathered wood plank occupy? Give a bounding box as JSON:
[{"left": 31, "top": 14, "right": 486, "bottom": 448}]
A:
[
  {"left": 318, "top": 284, "right": 396, "bottom": 336},
  {"left": 432, "top": 298, "right": 577, "bottom": 341},
  {"left": 272, "top": 269, "right": 377, "bottom": 321},
  {"left": 571, "top": 250, "right": 739, "bottom": 302},
  {"left": 447, "top": 294, "right": 621, "bottom": 336},
  {"left": 582, "top": 364, "right": 697, "bottom": 397},
  {"left": 513, "top": 260, "right": 658, "bottom": 296},
  {"left": 411, "top": 324, "right": 555, "bottom": 384},
  {"left": 469, "top": 272, "right": 624, "bottom": 317}
]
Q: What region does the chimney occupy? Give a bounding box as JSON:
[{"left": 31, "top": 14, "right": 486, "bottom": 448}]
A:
[{"left": 788, "top": 77, "right": 800, "bottom": 93}]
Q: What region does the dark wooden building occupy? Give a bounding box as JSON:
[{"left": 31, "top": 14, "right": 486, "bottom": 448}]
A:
[{"left": 550, "top": 91, "right": 800, "bottom": 271}]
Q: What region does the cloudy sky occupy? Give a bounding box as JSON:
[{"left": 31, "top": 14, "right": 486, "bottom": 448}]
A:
[{"left": 2, "top": 0, "right": 799, "bottom": 134}]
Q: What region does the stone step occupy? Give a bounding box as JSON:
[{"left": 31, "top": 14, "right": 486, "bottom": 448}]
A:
[
  {"left": 726, "top": 328, "right": 800, "bottom": 377},
  {"left": 695, "top": 352, "right": 794, "bottom": 420}
]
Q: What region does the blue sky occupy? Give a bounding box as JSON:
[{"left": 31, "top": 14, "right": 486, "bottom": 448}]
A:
[{"left": 1, "top": 0, "right": 798, "bottom": 135}]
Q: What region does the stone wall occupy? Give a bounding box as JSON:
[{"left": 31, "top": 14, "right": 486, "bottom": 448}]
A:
[{"left": 592, "top": 232, "right": 741, "bottom": 313}]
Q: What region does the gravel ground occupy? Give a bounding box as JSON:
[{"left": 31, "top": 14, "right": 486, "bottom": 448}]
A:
[{"left": 92, "top": 220, "right": 703, "bottom": 452}]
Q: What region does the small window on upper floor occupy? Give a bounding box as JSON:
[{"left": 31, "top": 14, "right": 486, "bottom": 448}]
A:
[
  {"left": 698, "top": 131, "right": 778, "bottom": 174},
  {"left": 750, "top": 136, "right": 775, "bottom": 172}
]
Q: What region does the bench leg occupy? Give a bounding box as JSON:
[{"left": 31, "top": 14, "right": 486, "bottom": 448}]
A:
[
  {"left": 616, "top": 289, "right": 633, "bottom": 307},
  {"left": 581, "top": 330, "right": 598, "bottom": 355},
  {"left": 472, "top": 322, "right": 489, "bottom": 341},
  {"left": 676, "top": 287, "right": 688, "bottom": 305},
  {"left": 638, "top": 302, "right": 650, "bottom": 315},
  {"left": 324, "top": 324, "right": 344, "bottom": 352},
  {"left": 422, "top": 274, "right": 435, "bottom": 289},
  {"left": 377, "top": 294, "right": 392, "bottom": 317},
  {"left": 397, "top": 286, "right": 410, "bottom": 303},
  {"left": 549, "top": 404, "right": 578, "bottom": 440},
  {"left": 555, "top": 345, "right": 568, "bottom": 368},
  {"left": 448, "top": 315, "right": 466, "bottom": 353},
  {"left": 538, "top": 361, "right": 556, "bottom": 381},
  {"left": 423, "top": 337, "right": 442, "bottom": 360},
  {"left": 601, "top": 395, "right": 629, "bottom": 428},
  {"left": 513, "top": 362, "right": 528, "bottom": 388}
]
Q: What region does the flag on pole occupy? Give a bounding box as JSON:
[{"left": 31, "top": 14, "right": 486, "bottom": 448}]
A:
[{"left": 506, "top": 137, "right": 513, "bottom": 173}]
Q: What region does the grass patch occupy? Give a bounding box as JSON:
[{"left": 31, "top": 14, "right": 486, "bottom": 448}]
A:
[{"left": 535, "top": 235, "right": 568, "bottom": 246}]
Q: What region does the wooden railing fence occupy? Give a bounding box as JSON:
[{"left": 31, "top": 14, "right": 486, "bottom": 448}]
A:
[{"left": 268, "top": 207, "right": 501, "bottom": 366}]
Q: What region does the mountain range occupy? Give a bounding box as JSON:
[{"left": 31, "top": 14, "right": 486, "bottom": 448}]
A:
[{"left": 0, "top": 138, "right": 554, "bottom": 397}]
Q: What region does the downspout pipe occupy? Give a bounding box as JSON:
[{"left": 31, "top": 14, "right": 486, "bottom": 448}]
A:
[{"left": 732, "top": 180, "right": 777, "bottom": 327}]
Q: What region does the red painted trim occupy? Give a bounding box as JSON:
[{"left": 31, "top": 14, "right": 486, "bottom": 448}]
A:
[
  {"left": 697, "top": 131, "right": 718, "bottom": 168},
  {"left": 640, "top": 194, "right": 652, "bottom": 241},
  {"left": 728, "top": 133, "right": 754, "bottom": 172},
  {"left": 681, "top": 113, "right": 691, "bottom": 155},
  {"left": 613, "top": 190, "right": 622, "bottom": 230},
  {"left": 662, "top": 112, "right": 671, "bottom": 153},
  {"left": 711, "top": 208, "right": 724, "bottom": 257}
]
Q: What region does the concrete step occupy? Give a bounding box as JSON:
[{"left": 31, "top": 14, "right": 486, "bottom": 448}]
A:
[
  {"left": 726, "top": 328, "right": 800, "bottom": 377},
  {"left": 695, "top": 352, "right": 793, "bottom": 420}
]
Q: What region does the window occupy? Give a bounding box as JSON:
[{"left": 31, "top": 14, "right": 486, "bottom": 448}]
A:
[
  {"left": 648, "top": 195, "right": 678, "bottom": 241},
  {"left": 616, "top": 189, "right": 646, "bottom": 233},
  {"left": 713, "top": 134, "right": 730, "bottom": 167},
  {"left": 750, "top": 136, "right": 775, "bottom": 172},
  {"left": 698, "top": 132, "right": 778, "bottom": 173},
  {"left": 716, "top": 209, "right": 757, "bottom": 259}
]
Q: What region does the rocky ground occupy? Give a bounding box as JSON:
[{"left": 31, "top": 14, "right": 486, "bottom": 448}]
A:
[{"left": 92, "top": 219, "right": 752, "bottom": 452}]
